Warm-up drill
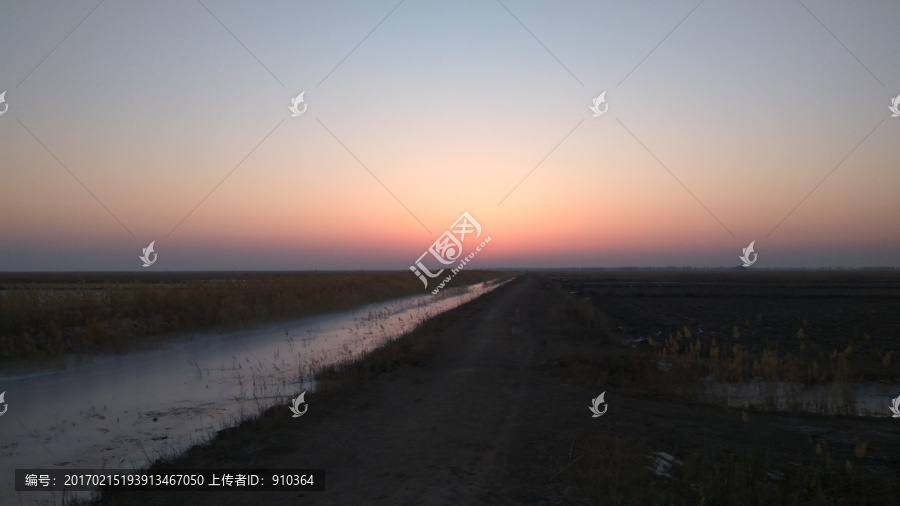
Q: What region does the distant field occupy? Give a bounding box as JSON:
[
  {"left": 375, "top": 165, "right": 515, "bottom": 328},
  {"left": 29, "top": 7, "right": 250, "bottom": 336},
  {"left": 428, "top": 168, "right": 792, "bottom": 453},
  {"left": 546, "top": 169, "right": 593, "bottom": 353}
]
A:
[
  {"left": 0, "top": 270, "right": 511, "bottom": 363},
  {"left": 553, "top": 269, "right": 900, "bottom": 385}
]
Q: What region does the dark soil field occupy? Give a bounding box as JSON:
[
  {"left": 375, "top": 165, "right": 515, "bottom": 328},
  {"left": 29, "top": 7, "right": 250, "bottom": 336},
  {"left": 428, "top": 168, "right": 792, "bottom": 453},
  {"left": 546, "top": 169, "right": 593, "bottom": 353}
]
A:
[
  {"left": 557, "top": 270, "right": 900, "bottom": 385},
  {"left": 95, "top": 271, "right": 900, "bottom": 505}
]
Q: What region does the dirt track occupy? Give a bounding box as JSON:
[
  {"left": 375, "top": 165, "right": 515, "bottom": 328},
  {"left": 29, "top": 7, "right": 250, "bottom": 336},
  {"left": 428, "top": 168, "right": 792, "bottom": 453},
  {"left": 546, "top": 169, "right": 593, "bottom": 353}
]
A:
[{"left": 278, "top": 275, "right": 547, "bottom": 504}]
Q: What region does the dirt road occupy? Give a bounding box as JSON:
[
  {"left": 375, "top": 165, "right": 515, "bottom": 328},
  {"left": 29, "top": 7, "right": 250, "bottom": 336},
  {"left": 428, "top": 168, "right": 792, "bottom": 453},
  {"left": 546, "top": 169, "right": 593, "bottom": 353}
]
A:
[{"left": 277, "top": 274, "right": 548, "bottom": 504}]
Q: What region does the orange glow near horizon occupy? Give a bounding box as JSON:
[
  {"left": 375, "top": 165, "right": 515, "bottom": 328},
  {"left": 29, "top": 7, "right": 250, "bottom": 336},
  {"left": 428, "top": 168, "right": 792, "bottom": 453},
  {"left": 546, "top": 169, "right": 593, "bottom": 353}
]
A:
[{"left": 2, "top": 1, "right": 898, "bottom": 270}]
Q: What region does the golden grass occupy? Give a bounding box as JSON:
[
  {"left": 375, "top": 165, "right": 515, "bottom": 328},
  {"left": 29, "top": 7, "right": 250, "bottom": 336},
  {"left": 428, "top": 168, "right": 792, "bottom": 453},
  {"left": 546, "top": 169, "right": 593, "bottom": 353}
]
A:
[{"left": 0, "top": 270, "right": 511, "bottom": 363}]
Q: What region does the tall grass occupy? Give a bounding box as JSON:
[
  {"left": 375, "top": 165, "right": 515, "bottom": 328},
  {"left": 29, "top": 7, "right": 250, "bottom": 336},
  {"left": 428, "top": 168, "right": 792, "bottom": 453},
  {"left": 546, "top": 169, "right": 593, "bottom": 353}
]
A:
[
  {"left": 0, "top": 270, "right": 509, "bottom": 362},
  {"left": 658, "top": 332, "right": 899, "bottom": 386}
]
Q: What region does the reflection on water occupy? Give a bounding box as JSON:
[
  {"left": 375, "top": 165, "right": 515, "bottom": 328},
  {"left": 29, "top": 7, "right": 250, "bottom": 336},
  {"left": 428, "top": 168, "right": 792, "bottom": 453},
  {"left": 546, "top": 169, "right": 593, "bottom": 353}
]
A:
[
  {"left": 0, "top": 280, "right": 508, "bottom": 504},
  {"left": 700, "top": 380, "right": 900, "bottom": 417}
]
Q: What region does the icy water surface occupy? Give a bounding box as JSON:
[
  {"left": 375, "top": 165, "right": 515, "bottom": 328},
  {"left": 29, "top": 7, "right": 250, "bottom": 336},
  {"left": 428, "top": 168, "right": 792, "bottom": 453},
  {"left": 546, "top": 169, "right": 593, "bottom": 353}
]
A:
[
  {"left": 0, "top": 280, "right": 507, "bottom": 504},
  {"left": 700, "top": 379, "right": 900, "bottom": 417}
]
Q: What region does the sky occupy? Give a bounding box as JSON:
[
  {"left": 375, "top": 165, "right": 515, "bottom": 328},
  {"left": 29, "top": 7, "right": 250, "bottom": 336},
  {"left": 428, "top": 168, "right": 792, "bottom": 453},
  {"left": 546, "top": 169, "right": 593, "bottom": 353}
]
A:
[{"left": 1, "top": 0, "right": 898, "bottom": 271}]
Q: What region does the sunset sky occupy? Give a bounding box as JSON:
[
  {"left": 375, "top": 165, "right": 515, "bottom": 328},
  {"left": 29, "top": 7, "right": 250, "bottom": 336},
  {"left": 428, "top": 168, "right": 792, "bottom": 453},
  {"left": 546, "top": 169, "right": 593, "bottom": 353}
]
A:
[{"left": 1, "top": 0, "right": 898, "bottom": 271}]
